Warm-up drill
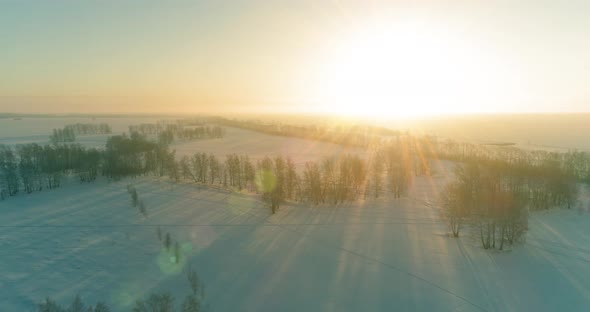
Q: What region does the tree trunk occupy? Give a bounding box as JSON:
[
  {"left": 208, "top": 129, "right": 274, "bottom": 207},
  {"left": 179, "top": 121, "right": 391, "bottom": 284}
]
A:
[
  {"left": 492, "top": 223, "right": 496, "bottom": 249},
  {"left": 499, "top": 225, "right": 505, "bottom": 250}
]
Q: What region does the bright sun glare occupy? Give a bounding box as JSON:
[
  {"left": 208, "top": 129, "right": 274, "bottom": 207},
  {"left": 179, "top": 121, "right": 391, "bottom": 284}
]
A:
[{"left": 311, "top": 20, "right": 511, "bottom": 118}]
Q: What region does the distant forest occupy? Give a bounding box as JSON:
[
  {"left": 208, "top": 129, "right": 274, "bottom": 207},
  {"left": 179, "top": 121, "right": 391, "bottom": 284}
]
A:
[
  {"left": 211, "top": 116, "right": 398, "bottom": 147},
  {"left": 128, "top": 121, "right": 225, "bottom": 144},
  {"left": 50, "top": 123, "right": 112, "bottom": 143}
]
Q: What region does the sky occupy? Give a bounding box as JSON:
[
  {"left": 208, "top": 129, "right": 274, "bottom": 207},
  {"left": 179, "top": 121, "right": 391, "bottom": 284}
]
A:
[{"left": 1, "top": 0, "right": 589, "bottom": 115}]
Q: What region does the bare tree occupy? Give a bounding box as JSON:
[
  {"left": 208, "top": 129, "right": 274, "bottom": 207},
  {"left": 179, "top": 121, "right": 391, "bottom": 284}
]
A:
[{"left": 440, "top": 182, "right": 469, "bottom": 237}]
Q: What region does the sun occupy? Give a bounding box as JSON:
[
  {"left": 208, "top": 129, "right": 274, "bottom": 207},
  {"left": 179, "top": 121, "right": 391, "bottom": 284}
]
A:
[{"left": 308, "top": 19, "right": 509, "bottom": 118}]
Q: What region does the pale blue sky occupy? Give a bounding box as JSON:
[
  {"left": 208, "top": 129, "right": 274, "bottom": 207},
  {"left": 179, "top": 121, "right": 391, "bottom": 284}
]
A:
[{"left": 1, "top": 0, "right": 589, "bottom": 114}]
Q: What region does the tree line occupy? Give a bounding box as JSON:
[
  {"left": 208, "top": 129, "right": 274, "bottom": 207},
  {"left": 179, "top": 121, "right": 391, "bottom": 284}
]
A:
[
  {"left": 210, "top": 117, "right": 393, "bottom": 147},
  {"left": 0, "top": 131, "right": 179, "bottom": 199},
  {"left": 49, "top": 123, "right": 113, "bottom": 144},
  {"left": 173, "top": 143, "right": 422, "bottom": 213},
  {"left": 6, "top": 122, "right": 581, "bottom": 223},
  {"left": 0, "top": 143, "right": 101, "bottom": 198},
  {"left": 37, "top": 267, "right": 207, "bottom": 312},
  {"left": 429, "top": 137, "right": 590, "bottom": 184},
  {"left": 50, "top": 127, "right": 76, "bottom": 144},
  {"left": 102, "top": 132, "right": 175, "bottom": 179},
  {"left": 129, "top": 121, "right": 225, "bottom": 145},
  {"left": 2, "top": 132, "right": 428, "bottom": 214},
  {"left": 64, "top": 123, "right": 112, "bottom": 135},
  {"left": 433, "top": 141, "right": 580, "bottom": 203},
  {"left": 441, "top": 157, "right": 579, "bottom": 249}
]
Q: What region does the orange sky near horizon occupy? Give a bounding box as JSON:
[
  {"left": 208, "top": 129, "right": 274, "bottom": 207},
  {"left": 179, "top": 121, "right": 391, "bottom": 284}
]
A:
[{"left": 1, "top": 1, "right": 589, "bottom": 116}]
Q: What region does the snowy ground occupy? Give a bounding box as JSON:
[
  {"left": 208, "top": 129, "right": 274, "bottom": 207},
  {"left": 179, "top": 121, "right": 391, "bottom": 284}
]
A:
[
  {"left": 1, "top": 117, "right": 590, "bottom": 311},
  {"left": 0, "top": 116, "right": 158, "bottom": 148},
  {"left": 1, "top": 169, "right": 589, "bottom": 311},
  {"left": 171, "top": 126, "right": 367, "bottom": 165},
  {"left": 0, "top": 117, "right": 366, "bottom": 167}
]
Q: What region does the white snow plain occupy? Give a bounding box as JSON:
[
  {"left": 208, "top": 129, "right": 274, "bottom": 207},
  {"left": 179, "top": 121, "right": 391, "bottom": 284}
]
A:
[{"left": 1, "top": 118, "right": 589, "bottom": 311}]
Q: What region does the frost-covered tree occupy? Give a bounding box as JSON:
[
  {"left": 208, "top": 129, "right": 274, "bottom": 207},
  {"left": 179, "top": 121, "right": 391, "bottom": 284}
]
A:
[
  {"left": 174, "top": 241, "right": 181, "bottom": 264},
  {"left": 440, "top": 181, "right": 470, "bottom": 237},
  {"left": 187, "top": 268, "right": 200, "bottom": 296},
  {"left": 302, "top": 161, "right": 322, "bottom": 204},
  {"left": 321, "top": 157, "right": 336, "bottom": 204},
  {"left": 89, "top": 302, "right": 110, "bottom": 312},
  {"left": 285, "top": 157, "right": 298, "bottom": 199},
  {"left": 165, "top": 232, "right": 172, "bottom": 251},
  {"left": 208, "top": 154, "right": 220, "bottom": 184},
  {"left": 182, "top": 295, "right": 200, "bottom": 312},
  {"left": 241, "top": 155, "right": 256, "bottom": 191},
  {"left": 446, "top": 161, "right": 529, "bottom": 249},
  {"left": 0, "top": 145, "right": 19, "bottom": 196},
  {"left": 138, "top": 200, "right": 148, "bottom": 218},
  {"left": 37, "top": 295, "right": 110, "bottom": 312},
  {"left": 68, "top": 295, "right": 85, "bottom": 312},
  {"left": 183, "top": 267, "right": 206, "bottom": 312},
  {"left": 370, "top": 152, "right": 384, "bottom": 198},
  {"left": 131, "top": 188, "right": 139, "bottom": 207},
  {"left": 133, "top": 293, "right": 174, "bottom": 312},
  {"left": 38, "top": 297, "right": 63, "bottom": 312}
]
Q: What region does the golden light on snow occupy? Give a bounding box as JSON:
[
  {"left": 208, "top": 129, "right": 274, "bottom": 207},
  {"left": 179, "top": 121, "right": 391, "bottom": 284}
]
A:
[
  {"left": 227, "top": 191, "right": 258, "bottom": 216},
  {"left": 190, "top": 226, "right": 217, "bottom": 250}
]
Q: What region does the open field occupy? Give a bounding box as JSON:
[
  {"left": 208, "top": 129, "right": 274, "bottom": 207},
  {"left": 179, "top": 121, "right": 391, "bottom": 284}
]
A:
[
  {"left": 0, "top": 117, "right": 365, "bottom": 163},
  {"left": 171, "top": 126, "right": 367, "bottom": 165},
  {"left": 5, "top": 114, "right": 590, "bottom": 152},
  {"left": 0, "top": 117, "right": 368, "bottom": 165},
  {"left": 0, "top": 116, "right": 156, "bottom": 148},
  {"left": 1, "top": 164, "right": 590, "bottom": 311},
  {"left": 1, "top": 117, "right": 590, "bottom": 311},
  {"left": 4, "top": 0, "right": 590, "bottom": 310}
]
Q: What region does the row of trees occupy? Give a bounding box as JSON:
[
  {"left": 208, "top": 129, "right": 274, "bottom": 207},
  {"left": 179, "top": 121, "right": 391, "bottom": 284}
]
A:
[
  {"left": 64, "top": 123, "right": 112, "bottom": 135},
  {"left": 437, "top": 146, "right": 580, "bottom": 211},
  {"left": 50, "top": 127, "right": 76, "bottom": 144},
  {"left": 441, "top": 158, "right": 578, "bottom": 249},
  {"left": 38, "top": 295, "right": 109, "bottom": 312},
  {"left": 38, "top": 268, "right": 206, "bottom": 312},
  {"left": 430, "top": 137, "right": 590, "bottom": 184},
  {"left": 175, "top": 152, "right": 368, "bottom": 212},
  {"left": 103, "top": 133, "right": 175, "bottom": 179},
  {"left": 178, "top": 153, "right": 295, "bottom": 212},
  {"left": 156, "top": 125, "right": 225, "bottom": 144},
  {"left": 209, "top": 116, "right": 590, "bottom": 198},
  {"left": 1, "top": 131, "right": 180, "bottom": 199},
  {"left": 172, "top": 147, "right": 420, "bottom": 213},
  {"left": 0, "top": 144, "right": 101, "bottom": 198},
  {"left": 2, "top": 138, "right": 424, "bottom": 216},
  {"left": 209, "top": 116, "right": 589, "bottom": 187},
  {"left": 9, "top": 125, "right": 579, "bottom": 220},
  {"left": 127, "top": 185, "right": 148, "bottom": 217},
  {"left": 210, "top": 117, "right": 389, "bottom": 147},
  {"left": 128, "top": 122, "right": 169, "bottom": 135},
  {"left": 156, "top": 227, "right": 182, "bottom": 264},
  {"left": 176, "top": 152, "right": 371, "bottom": 212},
  {"left": 129, "top": 121, "right": 225, "bottom": 145},
  {"left": 48, "top": 123, "right": 112, "bottom": 145}
]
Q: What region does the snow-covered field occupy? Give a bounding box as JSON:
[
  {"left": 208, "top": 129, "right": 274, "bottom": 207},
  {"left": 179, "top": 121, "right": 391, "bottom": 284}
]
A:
[
  {"left": 171, "top": 126, "right": 367, "bottom": 165},
  {"left": 1, "top": 117, "right": 590, "bottom": 311},
  {"left": 2, "top": 172, "right": 589, "bottom": 311},
  {"left": 0, "top": 117, "right": 366, "bottom": 165},
  {"left": 0, "top": 116, "right": 159, "bottom": 148}
]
